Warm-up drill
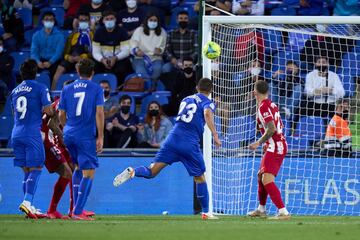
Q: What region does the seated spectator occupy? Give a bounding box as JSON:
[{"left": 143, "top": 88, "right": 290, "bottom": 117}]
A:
[
  {"left": 163, "top": 57, "right": 197, "bottom": 116},
  {"left": 137, "top": 101, "right": 173, "bottom": 148},
  {"left": 63, "top": 0, "right": 90, "bottom": 30},
  {"left": 283, "top": 0, "right": 324, "bottom": 16},
  {"left": 294, "top": 56, "right": 345, "bottom": 129},
  {"left": 271, "top": 60, "right": 302, "bottom": 120},
  {"left": 30, "top": 11, "right": 65, "bottom": 81},
  {"left": 333, "top": 0, "right": 360, "bottom": 16},
  {"left": 52, "top": 12, "right": 94, "bottom": 90},
  {"left": 100, "top": 80, "right": 119, "bottom": 120},
  {"left": 232, "top": 0, "right": 264, "bottom": 15},
  {"left": 117, "top": 0, "right": 144, "bottom": 37},
  {"left": 76, "top": 0, "right": 112, "bottom": 30},
  {"left": 92, "top": 10, "right": 132, "bottom": 87},
  {"left": 195, "top": 0, "right": 231, "bottom": 15},
  {"left": 321, "top": 99, "right": 353, "bottom": 157},
  {"left": 130, "top": 12, "right": 166, "bottom": 90},
  {"left": 13, "top": 0, "right": 32, "bottom": 9},
  {"left": 163, "top": 11, "right": 198, "bottom": 73},
  {"left": 0, "top": 0, "right": 24, "bottom": 52},
  {"left": 105, "top": 95, "right": 139, "bottom": 148},
  {"left": 0, "top": 37, "right": 14, "bottom": 102}
]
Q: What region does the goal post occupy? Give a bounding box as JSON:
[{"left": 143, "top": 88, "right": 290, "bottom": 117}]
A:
[{"left": 203, "top": 15, "right": 360, "bottom": 215}]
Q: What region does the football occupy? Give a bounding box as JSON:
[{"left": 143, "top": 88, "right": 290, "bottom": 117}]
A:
[{"left": 203, "top": 41, "right": 221, "bottom": 60}]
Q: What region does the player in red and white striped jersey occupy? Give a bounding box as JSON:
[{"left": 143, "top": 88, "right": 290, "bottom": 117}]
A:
[{"left": 248, "top": 80, "right": 290, "bottom": 220}]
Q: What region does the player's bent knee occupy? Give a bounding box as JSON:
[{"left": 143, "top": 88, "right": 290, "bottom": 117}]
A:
[
  {"left": 261, "top": 173, "right": 275, "bottom": 185},
  {"left": 82, "top": 169, "right": 95, "bottom": 179},
  {"left": 194, "top": 175, "right": 206, "bottom": 183}
]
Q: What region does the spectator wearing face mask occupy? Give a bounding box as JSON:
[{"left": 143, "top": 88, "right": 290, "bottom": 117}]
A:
[
  {"left": 0, "top": 37, "right": 14, "bottom": 101},
  {"left": 92, "top": 10, "right": 132, "bottom": 87},
  {"left": 130, "top": 13, "right": 167, "bottom": 90},
  {"left": 117, "top": 0, "right": 144, "bottom": 37},
  {"left": 105, "top": 95, "right": 139, "bottom": 148},
  {"left": 163, "top": 11, "right": 198, "bottom": 73},
  {"left": 76, "top": 0, "right": 112, "bottom": 30},
  {"left": 321, "top": 99, "right": 352, "bottom": 157},
  {"left": 100, "top": 80, "right": 119, "bottom": 120},
  {"left": 30, "top": 11, "right": 65, "bottom": 80},
  {"left": 52, "top": 12, "right": 94, "bottom": 90},
  {"left": 232, "top": 0, "right": 264, "bottom": 15},
  {"left": 63, "top": 0, "right": 90, "bottom": 30},
  {"left": 271, "top": 60, "right": 302, "bottom": 120},
  {"left": 137, "top": 101, "right": 173, "bottom": 148}
]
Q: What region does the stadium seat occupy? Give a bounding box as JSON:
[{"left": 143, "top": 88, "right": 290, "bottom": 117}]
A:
[
  {"left": 260, "top": 29, "right": 283, "bottom": 55},
  {"left": 286, "top": 31, "right": 312, "bottom": 52},
  {"left": 272, "top": 51, "right": 300, "bottom": 72},
  {"left": 338, "top": 74, "right": 356, "bottom": 98},
  {"left": 117, "top": 93, "right": 136, "bottom": 114},
  {"left": 295, "top": 116, "right": 324, "bottom": 144},
  {"left": 56, "top": 73, "right": 78, "bottom": 90},
  {"left": 222, "top": 115, "right": 256, "bottom": 149},
  {"left": 17, "top": 8, "right": 33, "bottom": 30},
  {"left": 340, "top": 52, "right": 360, "bottom": 76},
  {"left": 62, "top": 30, "right": 72, "bottom": 41},
  {"left": 1, "top": 97, "right": 13, "bottom": 116},
  {"left": 271, "top": 5, "right": 297, "bottom": 16},
  {"left": 36, "top": 72, "right": 51, "bottom": 89},
  {"left": 286, "top": 136, "right": 308, "bottom": 150},
  {"left": 124, "top": 73, "right": 151, "bottom": 91},
  {"left": 23, "top": 28, "right": 37, "bottom": 48},
  {"left": 50, "top": 0, "right": 64, "bottom": 7},
  {"left": 156, "top": 81, "right": 166, "bottom": 91},
  {"left": 140, "top": 93, "right": 169, "bottom": 117},
  {"left": 0, "top": 98, "right": 14, "bottom": 141},
  {"left": 39, "top": 7, "right": 65, "bottom": 27},
  {"left": 93, "top": 73, "right": 118, "bottom": 91},
  {"left": 10, "top": 51, "right": 30, "bottom": 74}
]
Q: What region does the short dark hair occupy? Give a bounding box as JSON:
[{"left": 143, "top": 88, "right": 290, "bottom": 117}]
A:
[
  {"left": 120, "top": 95, "right": 132, "bottom": 104},
  {"left": 99, "top": 80, "right": 110, "bottom": 86},
  {"left": 182, "top": 56, "right": 194, "bottom": 63},
  {"left": 336, "top": 98, "right": 350, "bottom": 106},
  {"left": 102, "top": 10, "right": 117, "bottom": 18},
  {"left": 77, "top": 11, "right": 90, "bottom": 19},
  {"left": 177, "top": 10, "right": 189, "bottom": 17},
  {"left": 286, "top": 60, "right": 298, "bottom": 67},
  {"left": 316, "top": 56, "right": 328, "bottom": 62},
  {"left": 42, "top": 11, "right": 56, "bottom": 20},
  {"left": 255, "top": 80, "right": 269, "bottom": 94},
  {"left": 76, "top": 59, "right": 95, "bottom": 78},
  {"left": 197, "top": 78, "right": 213, "bottom": 93},
  {"left": 20, "top": 59, "right": 38, "bottom": 80}
]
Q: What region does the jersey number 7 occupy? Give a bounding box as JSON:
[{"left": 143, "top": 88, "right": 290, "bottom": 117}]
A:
[{"left": 74, "top": 92, "right": 85, "bottom": 116}]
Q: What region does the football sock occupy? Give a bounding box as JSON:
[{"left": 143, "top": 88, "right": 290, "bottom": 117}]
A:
[
  {"left": 24, "top": 169, "right": 41, "bottom": 204},
  {"left": 196, "top": 182, "right": 209, "bottom": 213},
  {"left": 48, "top": 177, "right": 70, "bottom": 213},
  {"left": 69, "top": 179, "right": 74, "bottom": 213},
  {"left": 22, "top": 172, "right": 30, "bottom": 195},
  {"left": 72, "top": 169, "right": 82, "bottom": 205},
  {"left": 73, "top": 177, "right": 92, "bottom": 215},
  {"left": 258, "top": 179, "right": 268, "bottom": 206},
  {"left": 264, "top": 182, "right": 285, "bottom": 209},
  {"left": 134, "top": 166, "right": 152, "bottom": 179}
]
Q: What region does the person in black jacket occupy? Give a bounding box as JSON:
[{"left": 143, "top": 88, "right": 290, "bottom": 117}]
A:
[
  {"left": 0, "top": 0, "right": 24, "bottom": 52},
  {"left": 0, "top": 37, "right": 14, "bottom": 102}
]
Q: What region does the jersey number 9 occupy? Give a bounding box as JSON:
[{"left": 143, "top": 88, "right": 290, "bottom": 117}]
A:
[{"left": 16, "top": 96, "right": 27, "bottom": 119}]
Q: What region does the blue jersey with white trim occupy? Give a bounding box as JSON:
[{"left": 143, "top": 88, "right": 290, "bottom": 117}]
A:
[
  {"left": 11, "top": 80, "right": 51, "bottom": 138},
  {"left": 172, "top": 93, "right": 215, "bottom": 143}
]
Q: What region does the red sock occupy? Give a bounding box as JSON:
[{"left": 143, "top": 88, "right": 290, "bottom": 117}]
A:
[
  {"left": 69, "top": 178, "right": 74, "bottom": 213},
  {"left": 258, "top": 179, "right": 268, "bottom": 206},
  {"left": 264, "top": 182, "right": 285, "bottom": 209},
  {"left": 48, "top": 177, "right": 70, "bottom": 213}
]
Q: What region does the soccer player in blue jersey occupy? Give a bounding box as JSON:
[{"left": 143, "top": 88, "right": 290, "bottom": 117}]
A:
[
  {"left": 10, "top": 59, "right": 53, "bottom": 219},
  {"left": 58, "top": 59, "right": 104, "bottom": 221},
  {"left": 114, "top": 78, "right": 221, "bottom": 220}
]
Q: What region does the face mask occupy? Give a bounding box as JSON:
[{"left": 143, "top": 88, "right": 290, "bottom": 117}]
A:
[
  {"left": 121, "top": 106, "right": 131, "bottom": 114},
  {"left": 0, "top": 46, "right": 3, "bottom": 53},
  {"left": 147, "top": 21, "right": 158, "bottom": 29},
  {"left": 92, "top": 0, "right": 103, "bottom": 4},
  {"left": 178, "top": 21, "right": 188, "bottom": 29},
  {"left": 44, "top": 21, "right": 54, "bottom": 29},
  {"left": 104, "top": 20, "right": 115, "bottom": 29},
  {"left": 316, "top": 65, "right": 328, "bottom": 72},
  {"left": 79, "top": 21, "right": 89, "bottom": 30},
  {"left": 126, "top": 0, "right": 137, "bottom": 9},
  {"left": 250, "top": 67, "right": 261, "bottom": 76},
  {"left": 183, "top": 67, "right": 193, "bottom": 75},
  {"left": 149, "top": 109, "right": 159, "bottom": 116},
  {"left": 342, "top": 110, "right": 349, "bottom": 120},
  {"left": 104, "top": 90, "right": 110, "bottom": 98}
]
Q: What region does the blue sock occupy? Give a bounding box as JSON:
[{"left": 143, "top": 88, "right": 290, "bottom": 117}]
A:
[
  {"left": 73, "top": 177, "right": 92, "bottom": 215},
  {"left": 24, "top": 170, "right": 42, "bottom": 204},
  {"left": 72, "top": 169, "right": 82, "bottom": 205},
  {"left": 134, "top": 166, "right": 153, "bottom": 179},
  {"left": 22, "top": 172, "right": 30, "bottom": 195},
  {"left": 196, "top": 182, "right": 209, "bottom": 213}
]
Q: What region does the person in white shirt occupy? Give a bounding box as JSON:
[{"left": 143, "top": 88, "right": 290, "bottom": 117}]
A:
[
  {"left": 232, "top": 0, "right": 264, "bottom": 15},
  {"left": 293, "top": 56, "right": 345, "bottom": 130},
  {"left": 130, "top": 13, "right": 167, "bottom": 90}
]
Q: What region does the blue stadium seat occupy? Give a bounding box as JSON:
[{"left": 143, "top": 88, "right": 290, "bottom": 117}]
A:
[
  {"left": 295, "top": 116, "right": 324, "bottom": 142},
  {"left": 62, "top": 30, "right": 72, "bottom": 41},
  {"left": 93, "top": 73, "right": 118, "bottom": 91},
  {"left": 271, "top": 6, "right": 297, "bottom": 16},
  {"left": 50, "top": 0, "right": 64, "bottom": 7},
  {"left": 36, "top": 72, "right": 51, "bottom": 89},
  {"left": 221, "top": 115, "right": 256, "bottom": 149},
  {"left": 1, "top": 97, "right": 13, "bottom": 116},
  {"left": 140, "top": 93, "right": 169, "bottom": 117},
  {"left": 0, "top": 98, "right": 14, "bottom": 141},
  {"left": 286, "top": 136, "right": 308, "bottom": 150},
  {"left": 17, "top": 8, "right": 33, "bottom": 30},
  {"left": 23, "top": 28, "right": 37, "bottom": 47},
  {"left": 338, "top": 73, "right": 356, "bottom": 98},
  {"left": 39, "top": 7, "right": 65, "bottom": 27},
  {"left": 272, "top": 51, "right": 300, "bottom": 72},
  {"left": 286, "top": 31, "right": 312, "bottom": 52},
  {"left": 156, "top": 80, "right": 166, "bottom": 91},
  {"left": 10, "top": 51, "right": 30, "bottom": 74},
  {"left": 117, "top": 93, "right": 136, "bottom": 114},
  {"left": 56, "top": 73, "right": 78, "bottom": 90},
  {"left": 340, "top": 52, "right": 360, "bottom": 76},
  {"left": 260, "top": 29, "right": 283, "bottom": 55}
]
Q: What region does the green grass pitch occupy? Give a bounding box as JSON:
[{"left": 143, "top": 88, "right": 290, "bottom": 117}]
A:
[{"left": 0, "top": 215, "right": 359, "bottom": 240}]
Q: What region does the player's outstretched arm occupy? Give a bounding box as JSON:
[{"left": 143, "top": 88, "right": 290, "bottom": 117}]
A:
[
  {"left": 43, "top": 105, "right": 54, "bottom": 117},
  {"left": 249, "top": 121, "right": 276, "bottom": 150},
  {"left": 204, "top": 108, "right": 221, "bottom": 148},
  {"left": 96, "top": 106, "right": 104, "bottom": 153}
]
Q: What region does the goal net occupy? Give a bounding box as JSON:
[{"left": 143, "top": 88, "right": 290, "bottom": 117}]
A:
[{"left": 202, "top": 16, "right": 360, "bottom": 216}]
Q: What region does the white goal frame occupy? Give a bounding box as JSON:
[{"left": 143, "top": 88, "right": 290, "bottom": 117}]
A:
[{"left": 202, "top": 15, "right": 360, "bottom": 214}]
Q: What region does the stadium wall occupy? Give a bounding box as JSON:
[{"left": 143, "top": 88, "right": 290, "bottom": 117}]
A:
[{"left": 0, "top": 157, "right": 193, "bottom": 215}]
